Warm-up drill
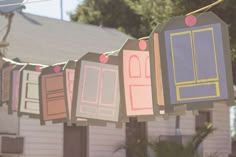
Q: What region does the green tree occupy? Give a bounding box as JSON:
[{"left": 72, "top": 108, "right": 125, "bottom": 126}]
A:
[{"left": 70, "top": 0, "right": 150, "bottom": 37}]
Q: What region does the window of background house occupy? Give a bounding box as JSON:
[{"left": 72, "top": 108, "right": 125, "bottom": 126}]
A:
[
  {"left": 63, "top": 124, "right": 87, "bottom": 157},
  {"left": 195, "top": 110, "right": 212, "bottom": 131}
]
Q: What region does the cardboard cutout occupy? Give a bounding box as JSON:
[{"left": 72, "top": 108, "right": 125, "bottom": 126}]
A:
[
  {"left": 8, "top": 64, "right": 26, "bottom": 114},
  {"left": 18, "top": 64, "right": 47, "bottom": 118},
  {"left": 149, "top": 12, "right": 234, "bottom": 112},
  {"left": 119, "top": 39, "right": 154, "bottom": 116},
  {"left": 39, "top": 63, "right": 68, "bottom": 124},
  {"left": 72, "top": 52, "right": 120, "bottom": 125}
]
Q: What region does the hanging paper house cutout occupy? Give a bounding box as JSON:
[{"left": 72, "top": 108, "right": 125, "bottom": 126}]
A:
[
  {"left": 72, "top": 52, "right": 120, "bottom": 123},
  {"left": 119, "top": 39, "right": 154, "bottom": 116},
  {"left": 149, "top": 12, "right": 234, "bottom": 112},
  {"left": 39, "top": 63, "right": 68, "bottom": 124},
  {"left": 18, "top": 64, "right": 47, "bottom": 118},
  {"left": 8, "top": 64, "right": 26, "bottom": 114},
  {"left": 2, "top": 61, "right": 16, "bottom": 105}
]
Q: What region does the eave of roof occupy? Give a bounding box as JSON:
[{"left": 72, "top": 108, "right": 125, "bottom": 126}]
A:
[{"left": 0, "top": 12, "right": 132, "bottom": 65}]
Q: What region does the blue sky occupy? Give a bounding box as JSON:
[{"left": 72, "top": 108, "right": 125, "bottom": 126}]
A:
[{"left": 23, "top": 0, "right": 82, "bottom": 21}]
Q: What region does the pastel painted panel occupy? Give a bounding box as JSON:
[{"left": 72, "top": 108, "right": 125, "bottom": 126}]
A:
[
  {"left": 19, "top": 69, "right": 42, "bottom": 116},
  {"left": 75, "top": 59, "right": 120, "bottom": 122},
  {"left": 170, "top": 32, "right": 195, "bottom": 84},
  {"left": 2, "top": 65, "right": 15, "bottom": 104},
  {"left": 193, "top": 28, "right": 218, "bottom": 80},
  {"left": 10, "top": 70, "right": 21, "bottom": 112},
  {"left": 65, "top": 69, "right": 75, "bottom": 120},
  {"left": 122, "top": 48, "right": 153, "bottom": 116},
  {"left": 41, "top": 72, "right": 67, "bottom": 121},
  {"left": 153, "top": 33, "right": 165, "bottom": 109}
]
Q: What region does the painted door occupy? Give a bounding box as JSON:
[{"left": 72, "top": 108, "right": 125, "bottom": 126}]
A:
[
  {"left": 9, "top": 65, "right": 25, "bottom": 114},
  {"left": 65, "top": 69, "right": 75, "bottom": 121},
  {"left": 11, "top": 70, "right": 21, "bottom": 111},
  {"left": 2, "top": 64, "right": 15, "bottom": 104},
  {"left": 165, "top": 24, "right": 227, "bottom": 104},
  {"left": 40, "top": 65, "right": 67, "bottom": 123},
  {"left": 73, "top": 53, "right": 120, "bottom": 123},
  {"left": 19, "top": 66, "right": 43, "bottom": 117},
  {"left": 121, "top": 39, "right": 153, "bottom": 116},
  {"left": 63, "top": 124, "right": 87, "bottom": 157}
]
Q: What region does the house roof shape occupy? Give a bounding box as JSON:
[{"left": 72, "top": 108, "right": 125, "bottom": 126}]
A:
[{"left": 0, "top": 12, "right": 131, "bottom": 65}]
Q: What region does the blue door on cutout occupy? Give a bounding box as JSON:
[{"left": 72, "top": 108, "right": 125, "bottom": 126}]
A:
[{"left": 164, "top": 24, "right": 228, "bottom": 104}]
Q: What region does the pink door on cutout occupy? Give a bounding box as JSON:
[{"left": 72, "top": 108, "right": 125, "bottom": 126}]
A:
[{"left": 123, "top": 40, "right": 153, "bottom": 116}]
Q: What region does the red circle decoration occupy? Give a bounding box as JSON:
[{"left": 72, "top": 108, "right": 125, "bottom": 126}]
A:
[
  {"left": 185, "top": 15, "right": 197, "bottom": 27},
  {"left": 35, "top": 66, "right": 41, "bottom": 72},
  {"left": 99, "top": 54, "right": 108, "bottom": 63},
  {"left": 53, "top": 65, "right": 61, "bottom": 73},
  {"left": 139, "top": 40, "right": 147, "bottom": 50}
]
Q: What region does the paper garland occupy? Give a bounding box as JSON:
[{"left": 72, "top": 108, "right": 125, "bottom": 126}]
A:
[{"left": 0, "top": 11, "right": 233, "bottom": 126}]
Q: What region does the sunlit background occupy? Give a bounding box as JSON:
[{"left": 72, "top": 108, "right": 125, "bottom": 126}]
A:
[{"left": 23, "top": 0, "right": 82, "bottom": 21}]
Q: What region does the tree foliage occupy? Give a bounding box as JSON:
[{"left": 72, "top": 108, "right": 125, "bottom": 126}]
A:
[
  {"left": 71, "top": 0, "right": 236, "bottom": 83},
  {"left": 70, "top": 0, "right": 149, "bottom": 37}
]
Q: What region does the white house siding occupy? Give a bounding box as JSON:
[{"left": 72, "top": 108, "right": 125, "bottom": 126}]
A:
[
  {"left": 19, "top": 117, "right": 64, "bottom": 157},
  {"left": 179, "top": 111, "right": 195, "bottom": 135},
  {"left": 202, "top": 103, "right": 231, "bottom": 157},
  {"left": 147, "top": 116, "right": 176, "bottom": 140},
  {"left": 89, "top": 123, "right": 126, "bottom": 157}
]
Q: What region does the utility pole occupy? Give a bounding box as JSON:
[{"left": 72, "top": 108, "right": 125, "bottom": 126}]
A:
[{"left": 60, "top": 0, "right": 63, "bottom": 20}]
